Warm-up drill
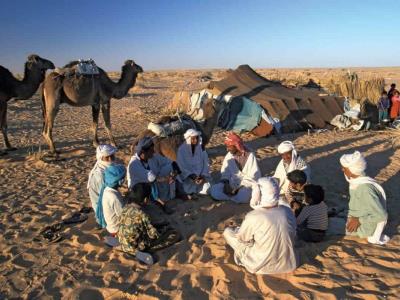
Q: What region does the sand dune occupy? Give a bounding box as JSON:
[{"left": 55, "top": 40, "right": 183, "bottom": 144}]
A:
[{"left": 0, "top": 69, "right": 399, "bottom": 299}]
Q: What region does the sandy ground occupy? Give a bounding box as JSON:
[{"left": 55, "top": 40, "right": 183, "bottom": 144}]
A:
[{"left": 1, "top": 69, "right": 400, "bottom": 299}]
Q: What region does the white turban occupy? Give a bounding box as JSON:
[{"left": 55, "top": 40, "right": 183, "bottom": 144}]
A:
[
  {"left": 184, "top": 129, "right": 201, "bottom": 144},
  {"left": 340, "top": 151, "right": 367, "bottom": 176},
  {"left": 96, "top": 144, "right": 117, "bottom": 161},
  {"left": 252, "top": 177, "right": 280, "bottom": 209},
  {"left": 277, "top": 141, "right": 295, "bottom": 154}
]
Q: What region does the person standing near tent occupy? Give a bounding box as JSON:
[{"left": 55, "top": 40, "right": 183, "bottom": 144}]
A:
[
  {"left": 273, "top": 141, "right": 310, "bottom": 195},
  {"left": 390, "top": 90, "right": 400, "bottom": 120},
  {"left": 210, "top": 132, "right": 261, "bottom": 203},
  {"left": 377, "top": 91, "right": 390, "bottom": 123},
  {"left": 87, "top": 144, "right": 117, "bottom": 225},
  {"left": 388, "top": 83, "right": 397, "bottom": 100},
  {"left": 176, "top": 129, "right": 211, "bottom": 198},
  {"left": 127, "top": 137, "right": 177, "bottom": 214},
  {"left": 223, "top": 177, "right": 297, "bottom": 274},
  {"left": 340, "top": 151, "right": 389, "bottom": 245}
]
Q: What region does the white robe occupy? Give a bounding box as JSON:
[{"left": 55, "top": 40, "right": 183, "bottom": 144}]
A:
[
  {"left": 224, "top": 205, "right": 297, "bottom": 274},
  {"left": 274, "top": 155, "right": 310, "bottom": 195},
  {"left": 210, "top": 152, "right": 261, "bottom": 203},
  {"left": 87, "top": 161, "right": 110, "bottom": 213},
  {"left": 103, "top": 187, "right": 124, "bottom": 234},
  {"left": 177, "top": 142, "right": 211, "bottom": 194},
  {"left": 127, "top": 154, "right": 175, "bottom": 201}
]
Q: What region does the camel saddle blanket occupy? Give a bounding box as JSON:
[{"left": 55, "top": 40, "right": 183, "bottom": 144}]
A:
[
  {"left": 147, "top": 115, "right": 197, "bottom": 137},
  {"left": 75, "top": 59, "right": 99, "bottom": 75}
]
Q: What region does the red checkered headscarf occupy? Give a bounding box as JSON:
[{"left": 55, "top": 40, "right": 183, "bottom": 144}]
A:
[{"left": 224, "top": 132, "right": 245, "bottom": 153}]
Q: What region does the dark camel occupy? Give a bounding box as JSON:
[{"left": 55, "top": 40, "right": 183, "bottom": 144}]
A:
[
  {"left": 135, "top": 97, "right": 223, "bottom": 161},
  {"left": 41, "top": 60, "right": 143, "bottom": 153},
  {"left": 0, "top": 54, "right": 55, "bottom": 154}
]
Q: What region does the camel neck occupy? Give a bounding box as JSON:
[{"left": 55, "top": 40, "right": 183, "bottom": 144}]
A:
[{"left": 15, "top": 63, "right": 44, "bottom": 99}]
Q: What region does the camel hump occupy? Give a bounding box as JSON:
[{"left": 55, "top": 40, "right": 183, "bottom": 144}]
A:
[{"left": 58, "top": 59, "right": 100, "bottom": 77}]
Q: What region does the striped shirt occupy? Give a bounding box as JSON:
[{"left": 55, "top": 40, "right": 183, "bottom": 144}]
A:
[{"left": 296, "top": 201, "right": 328, "bottom": 231}]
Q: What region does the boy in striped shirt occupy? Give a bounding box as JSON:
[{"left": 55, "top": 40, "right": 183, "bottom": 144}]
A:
[{"left": 296, "top": 184, "right": 328, "bottom": 242}]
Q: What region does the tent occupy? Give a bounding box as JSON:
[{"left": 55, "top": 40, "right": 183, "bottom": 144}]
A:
[{"left": 208, "top": 65, "right": 345, "bottom": 134}]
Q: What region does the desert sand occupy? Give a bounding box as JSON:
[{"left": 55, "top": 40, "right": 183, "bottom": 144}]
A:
[{"left": 0, "top": 68, "right": 399, "bottom": 299}]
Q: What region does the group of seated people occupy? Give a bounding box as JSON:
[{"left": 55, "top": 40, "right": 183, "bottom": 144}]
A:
[{"left": 87, "top": 129, "right": 389, "bottom": 273}]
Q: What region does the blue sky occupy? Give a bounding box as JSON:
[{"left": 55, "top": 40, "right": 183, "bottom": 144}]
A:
[{"left": 1, "top": 0, "right": 399, "bottom": 72}]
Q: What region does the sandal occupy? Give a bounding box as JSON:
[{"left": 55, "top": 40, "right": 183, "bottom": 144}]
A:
[{"left": 62, "top": 212, "right": 88, "bottom": 225}]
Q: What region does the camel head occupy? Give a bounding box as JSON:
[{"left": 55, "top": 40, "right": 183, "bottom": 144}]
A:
[
  {"left": 123, "top": 60, "right": 143, "bottom": 74},
  {"left": 27, "top": 54, "right": 55, "bottom": 72}
]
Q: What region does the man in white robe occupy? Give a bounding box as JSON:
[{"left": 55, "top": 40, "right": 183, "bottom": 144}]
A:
[
  {"left": 340, "top": 151, "right": 389, "bottom": 245},
  {"left": 224, "top": 177, "right": 297, "bottom": 274},
  {"left": 210, "top": 132, "right": 261, "bottom": 203},
  {"left": 127, "top": 137, "right": 176, "bottom": 214},
  {"left": 87, "top": 144, "right": 117, "bottom": 225},
  {"left": 274, "top": 141, "right": 310, "bottom": 195},
  {"left": 177, "top": 129, "right": 210, "bottom": 197},
  {"left": 99, "top": 165, "right": 126, "bottom": 235}
]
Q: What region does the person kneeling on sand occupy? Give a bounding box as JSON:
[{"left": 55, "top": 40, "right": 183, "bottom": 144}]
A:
[
  {"left": 95, "top": 164, "right": 126, "bottom": 236},
  {"left": 127, "top": 137, "right": 178, "bottom": 214},
  {"left": 224, "top": 177, "right": 297, "bottom": 274},
  {"left": 210, "top": 132, "right": 261, "bottom": 203},
  {"left": 273, "top": 141, "right": 310, "bottom": 196},
  {"left": 296, "top": 184, "right": 328, "bottom": 242},
  {"left": 87, "top": 144, "right": 117, "bottom": 225},
  {"left": 340, "top": 151, "right": 390, "bottom": 245},
  {"left": 176, "top": 129, "right": 211, "bottom": 199},
  {"left": 97, "top": 164, "right": 158, "bottom": 264}
]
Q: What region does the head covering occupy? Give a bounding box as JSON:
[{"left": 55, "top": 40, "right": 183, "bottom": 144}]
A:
[
  {"left": 135, "top": 137, "right": 154, "bottom": 155},
  {"left": 251, "top": 177, "right": 280, "bottom": 209},
  {"left": 95, "top": 164, "right": 126, "bottom": 228},
  {"left": 96, "top": 144, "right": 117, "bottom": 161},
  {"left": 277, "top": 141, "right": 295, "bottom": 154},
  {"left": 224, "top": 132, "right": 245, "bottom": 153},
  {"left": 184, "top": 129, "right": 202, "bottom": 144},
  {"left": 87, "top": 144, "right": 117, "bottom": 189},
  {"left": 340, "top": 151, "right": 367, "bottom": 176}
]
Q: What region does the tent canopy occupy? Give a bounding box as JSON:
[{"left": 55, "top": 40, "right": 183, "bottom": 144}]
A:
[{"left": 208, "top": 65, "right": 344, "bottom": 133}]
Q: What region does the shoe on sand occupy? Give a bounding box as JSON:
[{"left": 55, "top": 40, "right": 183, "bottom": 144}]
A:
[
  {"left": 135, "top": 251, "right": 154, "bottom": 265},
  {"left": 104, "top": 236, "right": 120, "bottom": 247}
]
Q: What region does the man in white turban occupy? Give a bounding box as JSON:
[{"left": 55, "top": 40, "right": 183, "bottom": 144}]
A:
[
  {"left": 340, "top": 151, "right": 389, "bottom": 245},
  {"left": 176, "top": 129, "right": 210, "bottom": 198},
  {"left": 223, "top": 177, "right": 297, "bottom": 274},
  {"left": 273, "top": 141, "right": 310, "bottom": 195},
  {"left": 87, "top": 144, "right": 117, "bottom": 225}
]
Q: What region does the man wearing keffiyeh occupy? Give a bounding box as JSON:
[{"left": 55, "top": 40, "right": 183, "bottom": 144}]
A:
[{"left": 210, "top": 132, "right": 261, "bottom": 203}]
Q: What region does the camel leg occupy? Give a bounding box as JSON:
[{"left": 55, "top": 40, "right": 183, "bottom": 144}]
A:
[
  {"left": 42, "top": 89, "right": 60, "bottom": 154},
  {"left": 101, "top": 102, "right": 117, "bottom": 147},
  {"left": 91, "top": 105, "right": 100, "bottom": 148},
  {"left": 0, "top": 100, "right": 16, "bottom": 152}
]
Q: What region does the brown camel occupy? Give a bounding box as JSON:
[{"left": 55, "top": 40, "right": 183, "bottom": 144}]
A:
[
  {"left": 41, "top": 60, "right": 143, "bottom": 153},
  {"left": 134, "top": 97, "right": 222, "bottom": 161},
  {"left": 0, "top": 54, "right": 55, "bottom": 154}
]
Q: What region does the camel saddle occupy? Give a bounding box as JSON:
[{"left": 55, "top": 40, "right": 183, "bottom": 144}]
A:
[
  {"left": 54, "top": 59, "right": 100, "bottom": 78},
  {"left": 147, "top": 115, "right": 198, "bottom": 137}
]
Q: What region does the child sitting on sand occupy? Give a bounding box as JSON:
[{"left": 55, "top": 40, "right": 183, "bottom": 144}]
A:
[
  {"left": 285, "top": 170, "right": 308, "bottom": 215},
  {"left": 296, "top": 184, "right": 328, "bottom": 243}
]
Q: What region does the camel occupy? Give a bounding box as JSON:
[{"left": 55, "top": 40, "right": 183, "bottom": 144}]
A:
[
  {"left": 41, "top": 60, "right": 143, "bottom": 153},
  {"left": 0, "top": 54, "right": 55, "bottom": 154},
  {"left": 134, "top": 96, "right": 222, "bottom": 161}
]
